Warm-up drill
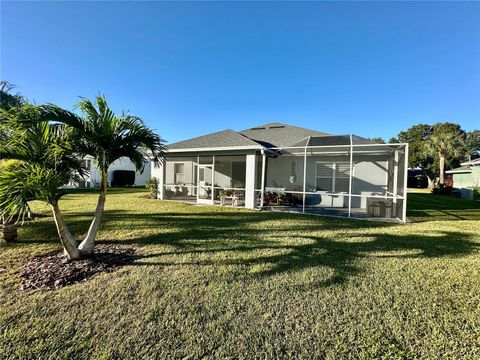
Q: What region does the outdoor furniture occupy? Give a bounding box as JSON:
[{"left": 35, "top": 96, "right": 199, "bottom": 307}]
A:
[
  {"left": 220, "top": 191, "right": 244, "bottom": 206},
  {"left": 221, "top": 194, "right": 239, "bottom": 206},
  {"left": 367, "top": 198, "right": 394, "bottom": 218},
  {"left": 305, "top": 193, "right": 322, "bottom": 206}
]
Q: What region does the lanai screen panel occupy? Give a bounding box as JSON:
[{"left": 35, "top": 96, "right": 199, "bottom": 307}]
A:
[
  {"left": 261, "top": 139, "right": 408, "bottom": 223},
  {"left": 304, "top": 145, "right": 351, "bottom": 212},
  {"left": 213, "top": 155, "right": 246, "bottom": 206},
  {"left": 164, "top": 156, "right": 197, "bottom": 201},
  {"left": 264, "top": 148, "right": 305, "bottom": 207}
]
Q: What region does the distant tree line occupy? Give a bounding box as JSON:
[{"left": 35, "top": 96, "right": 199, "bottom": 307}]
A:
[{"left": 371, "top": 123, "right": 479, "bottom": 187}]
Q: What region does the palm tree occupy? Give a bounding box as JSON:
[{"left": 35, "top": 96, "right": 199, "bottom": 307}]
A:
[
  {"left": 0, "top": 82, "right": 26, "bottom": 242},
  {"left": 425, "top": 123, "right": 466, "bottom": 185},
  {"left": 0, "top": 109, "right": 86, "bottom": 258},
  {"left": 35, "top": 96, "right": 165, "bottom": 254}
]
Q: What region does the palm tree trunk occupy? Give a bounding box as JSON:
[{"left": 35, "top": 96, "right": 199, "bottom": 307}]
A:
[
  {"left": 427, "top": 176, "right": 434, "bottom": 191},
  {"left": 78, "top": 170, "right": 107, "bottom": 255},
  {"left": 51, "top": 202, "right": 80, "bottom": 260},
  {"left": 439, "top": 153, "right": 445, "bottom": 184},
  {"left": 1, "top": 215, "right": 18, "bottom": 243}
]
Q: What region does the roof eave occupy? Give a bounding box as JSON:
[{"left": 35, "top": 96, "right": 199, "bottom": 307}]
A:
[
  {"left": 166, "top": 145, "right": 263, "bottom": 153},
  {"left": 446, "top": 170, "right": 472, "bottom": 174}
]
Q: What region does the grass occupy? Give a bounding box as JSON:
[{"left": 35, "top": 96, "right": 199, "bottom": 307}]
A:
[{"left": 1, "top": 189, "right": 479, "bottom": 359}]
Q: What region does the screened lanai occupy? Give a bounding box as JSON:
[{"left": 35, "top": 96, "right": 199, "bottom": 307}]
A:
[
  {"left": 159, "top": 154, "right": 250, "bottom": 207},
  {"left": 152, "top": 124, "right": 408, "bottom": 223},
  {"left": 259, "top": 136, "right": 408, "bottom": 223}
]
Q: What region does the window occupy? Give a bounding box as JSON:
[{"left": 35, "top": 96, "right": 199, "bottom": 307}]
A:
[
  {"left": 174, "top": 163, "right": 185, "bottom": 184},
  {"left": 84, "top": 159, "right": 91, "bottom": 169},
  {"left": 316, "top": 162, "right": 350, "bottom": 192}
]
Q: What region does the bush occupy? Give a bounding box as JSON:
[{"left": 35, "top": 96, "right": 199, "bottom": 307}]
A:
[
  {"left": 145, "top": 177, "right": 159, "bottom": 199},
  {"left": 472, "top": 186, "right": 480, "bottom": 201},
  {"left": 432, "top": 184, "right": 453, "bottom": 195}
]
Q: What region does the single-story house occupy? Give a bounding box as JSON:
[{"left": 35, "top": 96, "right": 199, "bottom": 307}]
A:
[
  {"left": 151, "top": 123, "right": 408, "bottom": 223},
  {"left": 65, "top": 156, "right": 151, "bottom": 188},
  {"left": 446, "top": 158, "right": 480, "bottom": 199}
]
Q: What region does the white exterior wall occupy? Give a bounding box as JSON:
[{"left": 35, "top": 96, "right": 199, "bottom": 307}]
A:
[
  {"left": 79, "top": 156, "right": 151, "bottom": 187},
  {"left": 151, "top": 161, "right": 164, "bottom": 199}
]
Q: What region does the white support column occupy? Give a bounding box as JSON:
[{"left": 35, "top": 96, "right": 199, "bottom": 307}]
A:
[
  {"left": 302, "top": 145, "right": 307, "bottom": 213},
  {"left": 245, "top": 153, "right": 257, "bottom": 209},
  {"left": 211, "top": 155, "right": 215, "bottom": 203},
  {"left": 196, "top": 156, "right": 199, "bottom": 202},
  {"left": 260, "top": 150, "right": 266, "bottom": 209},
  {"left": 385, "top": 155, "right": 389, "bottom": 199},
  {"left": 393, "top": 149, "right": 399, "bottom": 218},
  {"left": 402, "top": 144, "right": 409, "bottom": 223},
  {"left": 348, "top": 134, "right": 353, "bottom": 218},
  {"left": 152, "top": 161, "right": 164, "bottom": 200}
]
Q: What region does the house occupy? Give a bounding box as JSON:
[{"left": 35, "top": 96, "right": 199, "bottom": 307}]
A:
[
  {"left": 151, "top": 123, "right": 408, "bottom": 222},
  {"left": 446, "top": 158, "right": 480, "bottom": 199},
  {"left": 66, "top": 156, "right": 151, "bottom": 188}
]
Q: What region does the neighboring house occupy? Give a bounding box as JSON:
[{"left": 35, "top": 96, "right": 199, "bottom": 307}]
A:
[
  {"left": 66, "top": 156, "right": 151, "bottom": 188},
  {"left": 151, "top": 122, "right": 408, "bottom": 223},
  {"left": 446, "top": 158, "right": 480, "bottom": 199}
]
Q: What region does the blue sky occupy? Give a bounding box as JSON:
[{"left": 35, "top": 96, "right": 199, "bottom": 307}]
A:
[{"left": 1, "top": 1, "right": 479, "bottom": 144}]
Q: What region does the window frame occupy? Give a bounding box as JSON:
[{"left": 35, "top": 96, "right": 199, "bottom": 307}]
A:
[{"left": 315, "top": 161, "right": 350, "bottom": 193}]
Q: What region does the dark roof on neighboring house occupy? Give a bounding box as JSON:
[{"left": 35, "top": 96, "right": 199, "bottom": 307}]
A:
[
  {"left": 167, "top": 122, "right": 374, "bottom": 151},
  {"left": 167, "top": 129, "right": 260, "bottom": 150}
]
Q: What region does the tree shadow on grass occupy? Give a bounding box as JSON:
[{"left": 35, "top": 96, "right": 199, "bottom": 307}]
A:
[
  {"left": 99, "top": 209, "right": 478, "bottom": 287},
  {"left": 12, "top": 207, "right": 479, "bottom": 288},
  {"left": 129, "top": 229, "right": 478, "bottom": 287},
  {"left": 407, "top": 193, "right": 480, "bottom": 222}
]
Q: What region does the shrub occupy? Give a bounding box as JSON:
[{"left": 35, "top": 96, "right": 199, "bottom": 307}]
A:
[
  {"left": 472, "top": 186, "right": 480, "bottom": 201},
  {"left": 432, "top": 183, "right": 453, "bottom": 195},
  {"left": 145, "top": 177, "right": 159, "bottom": 199}
]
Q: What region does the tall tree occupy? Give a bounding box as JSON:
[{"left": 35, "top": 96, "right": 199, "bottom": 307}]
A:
[
  {"left": 34, "top": 96, "right": 165, "bottom": 254},
  {"left": 391, "top": 124, "right": 436, "bottom": 186},
  {"left": 466, "top": 130, "right": 480, "bottom": 161},
  {"left": 425, "top": 123, "right": 467, "bottom": 184}
]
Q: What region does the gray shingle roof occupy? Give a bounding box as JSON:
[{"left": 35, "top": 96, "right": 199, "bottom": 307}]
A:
[
  {"left": 167, "top": 129, "right": 260, "bottom": 150},
  {"left": 239, "top": 122, "right": 330, "bottom": 148},
  {"left": 167, "top": 122, "right": 373, "bottom": 151}
]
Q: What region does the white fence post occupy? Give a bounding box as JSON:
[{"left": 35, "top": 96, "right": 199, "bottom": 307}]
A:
[{"left": 348, "top": 134, "right": 353, "bottom": 217}]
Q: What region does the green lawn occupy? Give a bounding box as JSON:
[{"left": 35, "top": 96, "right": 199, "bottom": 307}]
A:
[{"left": 1, "top": 189, "right": 479, "bottom": 358}]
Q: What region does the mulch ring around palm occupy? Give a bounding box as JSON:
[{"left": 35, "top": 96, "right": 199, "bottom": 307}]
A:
[{"left": 20, "top": 244, "right": 135, "bottom": 290}]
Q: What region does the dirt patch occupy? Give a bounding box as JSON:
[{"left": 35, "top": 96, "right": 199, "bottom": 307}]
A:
[{"left": 20, "top": 244, "right": 135, "bottom": 290}]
